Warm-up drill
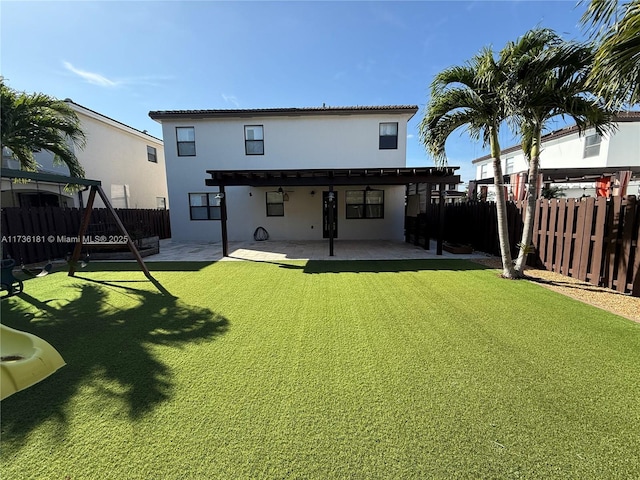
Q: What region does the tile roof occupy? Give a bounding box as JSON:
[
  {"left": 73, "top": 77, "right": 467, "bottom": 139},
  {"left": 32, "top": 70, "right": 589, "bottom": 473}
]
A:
[{"left": 149, "top": 105, "right": 419, "bottom": 120}]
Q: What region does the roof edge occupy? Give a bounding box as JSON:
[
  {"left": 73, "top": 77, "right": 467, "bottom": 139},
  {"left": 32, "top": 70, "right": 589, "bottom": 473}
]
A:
[
  {"left": 149, "top": 105, "right": 419, "bottom": 121},
  {"left": 65, "top": 100, "right": 163, "bottom": 143}
]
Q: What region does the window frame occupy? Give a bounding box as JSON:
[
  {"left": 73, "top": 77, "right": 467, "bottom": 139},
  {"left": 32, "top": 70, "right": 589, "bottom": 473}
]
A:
[
  {"left": 188, "top": 192, "right": 221, "bottom": 221},
  {"left": 583, "top": 133, "right": 602, "bottom": 158},
  {"left": 265, "top": 191, "right": 284, "bottom": 217},
  {"left": 245, "top": 125, "right": 264, "bottom": 155},
  {"left": 147, "top": 145, "right": 158, "bottom": 163},
  {"left": 379, "top": 122, "right": 398, "bottom": 150},
  {"left": 176, "top": 127, "right": 196, "bottom": 157},
  {"left": 504, "top": 157, "right": 514, "bottom": 174},
  {"left": 345, "top": 189, "right": 385, "bottom": 219}
]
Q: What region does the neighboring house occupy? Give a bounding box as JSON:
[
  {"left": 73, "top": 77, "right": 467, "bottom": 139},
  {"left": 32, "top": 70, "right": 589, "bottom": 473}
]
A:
[
  {"left": 149, "top": 105, "right": 460, "bottom": 245},
  {"left": 1, "top": 100, "right": 168, "bottom": 210},
  {"left": 470, "top": 112, "right": 640, "bottom": 199}
]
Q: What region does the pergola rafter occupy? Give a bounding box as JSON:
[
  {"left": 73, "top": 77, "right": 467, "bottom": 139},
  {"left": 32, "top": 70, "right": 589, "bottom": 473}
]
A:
[{"left": 205, "top": 166, "right": 461, "bottom": 257}]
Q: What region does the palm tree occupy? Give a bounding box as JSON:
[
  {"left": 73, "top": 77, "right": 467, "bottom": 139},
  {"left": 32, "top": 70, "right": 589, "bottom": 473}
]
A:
[
  {"left": 1, "top": 78, "right": 86, "bottom": 179},
  {"left": 499, "top": 29, "right": 616, "bottom": 273},
  {"left": 419, "top": 48, "right": 518, "bottom": 278},
  {"left": 581, "top": 0, "right": 640, "bottom": 107}
]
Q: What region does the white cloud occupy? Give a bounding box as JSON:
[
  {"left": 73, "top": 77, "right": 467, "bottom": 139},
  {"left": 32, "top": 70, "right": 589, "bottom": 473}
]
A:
[
  {"left": 222, "top": 94, "right": 240, "bottom": 107},
  {"left": 407, "top": 134, "right": 415, "bottom": 139},
  {"left": 63, "top": 61, "right": 120, "bottom": 87}
]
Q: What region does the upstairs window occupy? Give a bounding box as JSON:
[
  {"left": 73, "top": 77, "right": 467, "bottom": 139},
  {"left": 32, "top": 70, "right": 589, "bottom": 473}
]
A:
[
  {"left": 379, "top": 122, "right": 398, "bottom": 149},
  {"left": 346, "top": 189, "right": 384, "bottom": 219},
  {"left": 584, "top": 133, "right": 601, "bottom": 158},
  {"left": 266, "top": 191, "right": 284, "bottom": 216},
  {"left": 245, "top": 125, "right": 264, "bottom": 155},
  {"left": 480, "top": 164, "right": 489, "bottom": 179},
  {"left": 177, "top": 127, "right": 196, "bottom": 156},
  {"left": 505, "top": 157, "right": 514, "bottom": 174},
  {"left": 147, "top": 145, "right": 157, "bottom": 163},
  {"left": 189, "top": 193, "right": 221, "bottom": 220}
]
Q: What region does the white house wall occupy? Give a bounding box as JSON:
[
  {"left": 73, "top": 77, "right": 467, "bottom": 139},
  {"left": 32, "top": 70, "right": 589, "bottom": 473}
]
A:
[
  {"left": 222, "top": 185, "right": 405, "bottom": 242},
  {"left": 162, "top": 114, "right": 409, "bottom": 170},
  {"left": 161, "top": 112, "right": 412, "bottom": 242},
  {"left": 18, "top": 104, "right": 168, "bottom": 210},
  {"left": 607, "top": 122, "right": 640, "bottom": 167},
  {"left": 538, "top": 129, "right": 612, "bottom": 169},
  {"left": 473, "top": 121, "right": 640, "bottom": 198}
]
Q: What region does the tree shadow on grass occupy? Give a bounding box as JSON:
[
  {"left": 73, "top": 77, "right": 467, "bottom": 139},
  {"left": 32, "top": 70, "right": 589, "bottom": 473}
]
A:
[
  {"left": 0, "top": 280, "right": 228, "bottom": 452},
  {"left": 72, "top": 261, "right": 217, "bottom": 273},
  {"left": 302, "top": 259, "right": 492, "bottom": 274}
]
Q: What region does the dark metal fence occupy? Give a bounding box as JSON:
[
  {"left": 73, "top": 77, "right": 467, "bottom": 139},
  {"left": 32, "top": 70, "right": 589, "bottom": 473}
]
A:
[
  {"left": 1, "top": 207, "right": 171, "bottom": 264},
  {"left": 406, "top": 196, "right": 640, "bottom": 296}
]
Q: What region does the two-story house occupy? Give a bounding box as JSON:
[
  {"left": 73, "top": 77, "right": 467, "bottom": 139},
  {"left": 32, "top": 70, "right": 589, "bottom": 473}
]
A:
[
  {"left": 470, "top": 112, "right": 640, "bottom": 199},
  {"left": 149, "top": 105, "right": 460, "bottom": 250},
  {"left": 1, "top": 100, "right": 168, "bottom": 210}
]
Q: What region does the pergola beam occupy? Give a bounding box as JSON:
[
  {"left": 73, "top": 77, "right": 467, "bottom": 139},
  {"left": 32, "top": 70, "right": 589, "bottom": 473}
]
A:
[
  {"left": 205, "top": 167, "right": 460, "bottom": 187},
  {"left": 1, "top": 168, "right": 101, "bottom": 186},
  {"left": 205, "top": 166, "right": 460, "bottom": 258}
]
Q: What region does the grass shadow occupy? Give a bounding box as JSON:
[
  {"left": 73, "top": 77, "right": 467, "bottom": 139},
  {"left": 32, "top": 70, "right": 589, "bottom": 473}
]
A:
[
  {"left": 526, "top": 275, "right": 630, "bottom": 296},
  {"left": 302, "top": 259, "right": 492, "bottom": 274},
  {"left": 0, "top": 280, "right": 228, "bottom": 452},
  {"left": 72, "top": 261, "right": 217, "bottom": 273}
]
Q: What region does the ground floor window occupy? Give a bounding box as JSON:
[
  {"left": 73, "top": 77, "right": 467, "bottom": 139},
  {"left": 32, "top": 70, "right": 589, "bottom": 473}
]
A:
[
  {"left": 346, "top": 189, "right": 384, "bottom": 219},
  {"left": 189, "top": 193, "right": 221, "bottom": 220},
  {"left": 266, "top": 191, "right": 284, "bottom": 216},
  {"left": 111, "top": 184, "right": 130, "bottom": 208}
]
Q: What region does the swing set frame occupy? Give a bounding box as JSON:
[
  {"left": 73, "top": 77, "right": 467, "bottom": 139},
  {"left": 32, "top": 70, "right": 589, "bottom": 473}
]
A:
[{"left": 1, "top": 169, "right": 151, "bottom": 279}]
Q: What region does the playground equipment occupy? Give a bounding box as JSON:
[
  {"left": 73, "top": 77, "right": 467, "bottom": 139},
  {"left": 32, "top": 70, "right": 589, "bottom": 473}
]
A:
[
  {"left": 1, "top": 324, "right": 65, "bottom": 400},
  {"left": 21, "top": 261, "right": 53, "bottom": 278},
  {"left": 1, "top": 259, "right": 23, "bottom": 298},
  {"left": 1, "top": 169, "right": 151, "bottom": 279}
]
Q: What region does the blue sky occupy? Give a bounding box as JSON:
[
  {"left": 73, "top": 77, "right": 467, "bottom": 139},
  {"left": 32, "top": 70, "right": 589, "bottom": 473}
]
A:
[{"left": 1, "top": 0, "right": 590, "bottom": 183}]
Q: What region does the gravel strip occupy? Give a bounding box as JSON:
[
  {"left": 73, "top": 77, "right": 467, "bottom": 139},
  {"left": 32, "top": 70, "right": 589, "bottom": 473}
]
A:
[{"left": 471, "top": 258, "right": 640, "bottom": 323}]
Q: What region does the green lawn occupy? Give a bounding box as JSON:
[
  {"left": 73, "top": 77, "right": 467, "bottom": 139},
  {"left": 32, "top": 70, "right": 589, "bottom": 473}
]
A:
[{"left": 1, "top": 259, "right": 639, "bottom": 479}]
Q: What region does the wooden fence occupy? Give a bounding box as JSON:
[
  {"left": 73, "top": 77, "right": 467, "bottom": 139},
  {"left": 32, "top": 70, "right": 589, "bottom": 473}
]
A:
[
  {"left": 406, "top": 196, "right": 639, "bottom": 296},
  {"left": 533, "top": 196, "right": 639, "bottom": 295},
  {"left": 1, "top": 207, "right": 171, "bottom": 265},
  {"left": 405, "top": 201, "right": 526, "bottom": 258}
]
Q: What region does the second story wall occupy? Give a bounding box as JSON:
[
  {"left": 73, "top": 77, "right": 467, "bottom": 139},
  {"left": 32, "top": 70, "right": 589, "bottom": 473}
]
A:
[
  {"left": 159, "top": 111, "right": 413, "bottom": 172},
  {"left": 31, "top": 102, "right": 168, "bottom": 210},
  {"left": 474, "top": 119, "right": 640, "bottom": 180},
  {"left": 607, "top": 122, "right": 640, "bottom": 168}
]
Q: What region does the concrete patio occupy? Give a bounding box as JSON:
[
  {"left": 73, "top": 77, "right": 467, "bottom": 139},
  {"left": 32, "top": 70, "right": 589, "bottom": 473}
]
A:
[{"left": 145, "top": 239, "right": 490, "bottom": 262}]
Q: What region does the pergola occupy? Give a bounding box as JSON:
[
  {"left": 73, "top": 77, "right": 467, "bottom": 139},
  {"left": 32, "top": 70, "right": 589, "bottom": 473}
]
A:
[{"left": 204, "top": 166, "right": 461, "bottom": 257}]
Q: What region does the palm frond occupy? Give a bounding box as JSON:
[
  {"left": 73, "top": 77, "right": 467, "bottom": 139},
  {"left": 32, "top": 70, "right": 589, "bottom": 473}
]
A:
[
  {"left": 581, "top": 0, "right": 640, "bottom": 107},
  {"left": 1, "top": 79, "right": 86, "bottom": 179}
]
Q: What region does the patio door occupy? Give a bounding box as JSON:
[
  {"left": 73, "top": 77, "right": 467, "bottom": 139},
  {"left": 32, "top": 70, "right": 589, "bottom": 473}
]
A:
[{"left": 322, "top": 191, "right": 338, "bottom": 238}]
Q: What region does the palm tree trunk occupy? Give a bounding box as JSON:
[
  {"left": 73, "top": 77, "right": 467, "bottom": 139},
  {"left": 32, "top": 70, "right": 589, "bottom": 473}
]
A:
[
  {"left": 490, "top": 126, "right": 518, "bottom": 279},
  {"left": 514, "top": 131, "right": 541, "bottom": 273}
]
